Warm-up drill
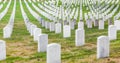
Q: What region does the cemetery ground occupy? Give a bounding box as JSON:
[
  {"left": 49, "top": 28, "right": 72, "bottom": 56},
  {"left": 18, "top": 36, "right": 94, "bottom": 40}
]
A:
[{"left": 0, "top": 0, "right": 120, "bottom": 63}]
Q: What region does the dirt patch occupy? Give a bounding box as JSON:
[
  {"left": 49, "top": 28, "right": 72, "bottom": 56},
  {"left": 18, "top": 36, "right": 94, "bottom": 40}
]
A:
[{"left": 6, "top": 42, "right": 37, "bottom": 58}]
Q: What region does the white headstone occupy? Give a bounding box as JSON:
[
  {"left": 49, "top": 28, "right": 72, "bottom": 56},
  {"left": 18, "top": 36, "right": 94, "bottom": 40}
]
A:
[
  {"left": 3, "top": 27, "right": 11, "bottom": 38},
  {"left": 42, "top": 20, "right": 45, "bottom": 27},
  {"left": 27, "top": 23, "right": 32, "bottom": 33},
  {"left": 94, "top": 20, "right": 99, "bottom": 27},
  {"left": 38, "top": 34, "right": 48, "bottom": 52},
  {"left": 114, "top": 20, "right": 120, "bottom": 30},
  {"left": 30, "top": 25, "right": 37, "bottom": 36},
  {"left": 108, "top": 25, "right": 117, "bottom": 40},
  {"left": 49, "top": 22, "right": 55, "bottom": 32},
  {"left": 97, "top": 36, "right": 109, "bottom": 59},
  {"left": 69, "top": 21, "right": 75, "bottom": 30},
  {"left": 75, "top": 29, "right": 85, "bottom": 46},
  {"left": 45, "top": 21, "right": 48, "bottom": 29},
  {"left": 0, "top": 40, "right": 6, "bottom": 60},
  {"left": 47, "top": 22, "right": 50, "bottom": 29},
  {"left": 55, "top": 23, "right": 62, "bottom": 34},
  {"left": 108, "top": 18, "right": 113, "bottom": 25},
  {"left": 78, "top": 22, "right": 84, "bottom": 29},
  {"left": 33, "top": 28, "right": 42, "bottom": 41},
  {"left": 63, "top": 25, "right": 71, "bottom": 38},
  {"left": 47, "top": 43, "right": 61, "bottom": 63},
  {"left": 87, "top": 19, "right": 92, "bottom": 28},
  {"left": 99, "top": 20, "right": 104, "bottom": 29}
]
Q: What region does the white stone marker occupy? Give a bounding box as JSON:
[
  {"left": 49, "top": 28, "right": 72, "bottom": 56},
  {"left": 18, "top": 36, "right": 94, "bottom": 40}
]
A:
[
  {"left": 47, "top": 43, "right": 61, "bottom": 63},
  {"left": 99, "top": 20, "right": 104, "bottom": 29},
  {"left": 30, "top": 25, "right": 37, "bottom": 36},
  {"left": 38, "top": 34, "right": 48, "bottom": 52},
  {"left": 108, "top": 18, "right": 113, "bottom": 25},
  {"left": 108, "top": 25, "right": 117, "bottom": 40},
  {"left": 75, "top": 29, "right": 85, "bottom": 46},
  {"left": 49, "top": 22, "right": 55, "bottom": 32},
  {"left": 45, "top": 21, "right": 48, "bottom": 29},
  {"left": 42, "top": 20, "right": 45, "bottom": 27},
  {"left": 63, "top": 25, "right": 71, "bottom": 38},
  {"left": 3, "top": 27, "right": 11, "bottom": 38},
  {"left": 27, "top": 23, "right": 31, "bottom": 33},
  {"left": 78, "top": 21, "right": 84, "bottom": 29},
  {"left": 114, "top": 20, "right": 120, "bottom": 30},
  {"left": 33, "top": 28, "right": 42, "bottom": 41},
  {"left": 55, "top": 23, "right": 61, "bottom": 34},
  {"left": 64, "top": 20, "right": 68, "bottom": 25},
  {"left": 94, "top": 20, "right": 99, "bottom": 27},
  {"left": 47, "top": 22, "right": 50, "bottom": 29},
  {"left": 97, "top": 36, "right": 109, "bottom": 59},
  {"left": 87, "top": 19, "right": 92, "bottom": 28},
  {"left": 0, "top": 40, "right": 6, "bottom": 60},
  {"left": 70, "top": 21, "right": 75, "bottom": 30}
]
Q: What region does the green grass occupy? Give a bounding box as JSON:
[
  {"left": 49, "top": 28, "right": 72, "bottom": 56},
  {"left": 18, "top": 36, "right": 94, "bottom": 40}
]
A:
[
  {"left": 0, "top": 0, "right": 14, "bottom": 38},
  {"left": 0, "top": 0, "right": 120, "bottom": 63},
  {"left": 0, "top": 1, "right": 8, "bottom": 13}
]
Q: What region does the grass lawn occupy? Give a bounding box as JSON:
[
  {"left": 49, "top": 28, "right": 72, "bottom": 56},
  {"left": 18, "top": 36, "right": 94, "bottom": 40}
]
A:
[{"left": 0, "top": 0, "right": 120, "bottom": 63}]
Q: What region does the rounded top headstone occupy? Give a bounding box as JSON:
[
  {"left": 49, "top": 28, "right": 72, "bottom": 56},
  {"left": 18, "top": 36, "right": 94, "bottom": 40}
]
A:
[
  {"left": 47, "top": 43, "right": 60, "bottom": 48},
  {"left": 0, "top": 40, "right": 6, "bottom": 46}
]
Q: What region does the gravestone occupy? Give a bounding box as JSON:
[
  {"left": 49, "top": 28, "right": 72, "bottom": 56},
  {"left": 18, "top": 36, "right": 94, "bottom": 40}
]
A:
[
  {"left": 58, "top": 19, "right": 63, "bottom": 24},
  {"left": 49, "top": 22, "right": 55, "bottom": 32},
  {"left": 39, "top": 18, "right": 42, "bottom": 24},
  {"left": 27, "top": 23, "right": 31, "bottom": 33},
  {"left": 87, "top": 19, "right": 92, "bottom": 28},
  {"left": 42, "top": 20, "right": 45, "bottom": 27},
  {"left": 47, "top": 43, "right": 61, "bottom": 63},
  {"left": 97, "top": 36, "right": 109, "bottom": 59},
  {"left": 45, "top": 21, "right": 48, "bottom": 29},
  {"left": 69, "top": 21, "right": 75, "bottom": 30},
  {"left": 3, "top": 26, "right": 11, "bottom": 38},
  {"left": 47, "top": 22, "right": 50, "bottom": 29},
  {"left": 99, "top": 20, "right": 104, "bottom": 29},
  {"left": 0, "top": 40, "right": 6, "bottom": 60},
  {"left": 38, "top": 34, "right": 48, "bottom": 52},
  {"left": 78, "top": 21, "right": 84, "bottom": 29},
  {"left": 64, "top": 20, "right": 68, "bottom": 25},
  {"left": 108, "top": 18, "right": 113, "bottom": 25},
  {"left": 33, "top": 28, "right": 42, "bottom": 41},
  {"left": 29, "top": 23, "right": 32, "bottom": 28},
  {"left": 114, "top": 20, "right": 120, "bottom": 30},
  {"left": 75, "top": 29, "right": 85, "bottom": 46},
  {"left": 73, "top": 19, "right": 76, "bottom": 25},
  {"left": 30, "top": 25, "right": 37, "bottom": 36},
  {"left": 63, "top": 25, "right": 71, "bottom": 38},
  {"left": 94, "top": 19, "right": 99, "bottom": 27},
  {"left": 108, "top": 25, "right": 117, "bottom": 40},
  {"left": 55, "top": 23, "right": 62, "bottom": 34}
]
